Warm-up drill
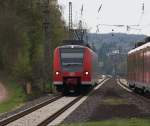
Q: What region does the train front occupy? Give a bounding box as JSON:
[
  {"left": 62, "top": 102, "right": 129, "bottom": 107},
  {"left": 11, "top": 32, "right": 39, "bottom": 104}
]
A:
[{"left": 53, "top": 45, "right": 92, "bottom": 94}]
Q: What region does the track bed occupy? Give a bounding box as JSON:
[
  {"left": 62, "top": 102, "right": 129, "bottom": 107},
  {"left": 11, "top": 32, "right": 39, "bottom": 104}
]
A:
[{"left": 62, "top": 78, "right": 150, "bottom": 124}]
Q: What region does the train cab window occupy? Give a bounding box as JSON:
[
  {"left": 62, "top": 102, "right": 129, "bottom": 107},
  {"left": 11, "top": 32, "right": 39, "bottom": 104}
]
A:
[{"left": 60, "top": 48, "right": 84, "bottom": 72}]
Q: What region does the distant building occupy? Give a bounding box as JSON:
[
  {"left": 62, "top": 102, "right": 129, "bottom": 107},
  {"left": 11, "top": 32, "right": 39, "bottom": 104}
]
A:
[{"left": 112, "top": 50, "right": 120, "bottom": 54}]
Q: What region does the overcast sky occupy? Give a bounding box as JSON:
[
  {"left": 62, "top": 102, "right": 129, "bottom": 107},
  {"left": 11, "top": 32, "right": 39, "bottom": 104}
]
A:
[{"left": 58, "top": 0, "right": 150, "bottom": 35}]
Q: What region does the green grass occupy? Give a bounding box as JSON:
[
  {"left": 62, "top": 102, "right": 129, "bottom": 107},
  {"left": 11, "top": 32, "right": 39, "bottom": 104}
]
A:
[
  {"left": 0, "top": 80, "right": 26, "bottom": 113},
  {"left": 61, "top": 118, "right": 150, "bottom": 126}
]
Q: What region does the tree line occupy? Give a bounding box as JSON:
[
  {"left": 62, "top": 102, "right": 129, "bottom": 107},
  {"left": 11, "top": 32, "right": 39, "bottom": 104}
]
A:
[{"left": 0, "top": 0, "right": 67, "bottom": 94}]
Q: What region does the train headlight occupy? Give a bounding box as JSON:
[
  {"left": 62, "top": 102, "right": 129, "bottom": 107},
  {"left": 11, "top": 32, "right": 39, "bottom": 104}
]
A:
[
  {"left": 55, "top": 71, "right": 60, "bottom": 75},
  {"left": 84, "top": 71, "right": 89, "bottom": 76}
]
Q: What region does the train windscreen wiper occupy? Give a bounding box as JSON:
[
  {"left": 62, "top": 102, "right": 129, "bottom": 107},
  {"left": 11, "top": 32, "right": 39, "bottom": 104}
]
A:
[{"left": 63, "top": 63, "right": 82, "bottom": 66}]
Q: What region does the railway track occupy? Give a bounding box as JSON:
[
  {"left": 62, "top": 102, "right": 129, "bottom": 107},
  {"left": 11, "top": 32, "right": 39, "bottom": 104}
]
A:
[
  {"left": 47, "top": 78, "right": 110, "bottom": 126},
  {"left": 2, "top": 96, "right": 81, "bottom": 126},
  {"left": 0, "top": 77, "right": 108, "bottom": 126},
  {"left": 117, "top": 78, "right": 150, "bottom": 101},
  {"left": 37, "top": 96, "right": 83, "bottom": 126},
  {"left": 0, "top": 96, "right": 62, "bottom": 126}
]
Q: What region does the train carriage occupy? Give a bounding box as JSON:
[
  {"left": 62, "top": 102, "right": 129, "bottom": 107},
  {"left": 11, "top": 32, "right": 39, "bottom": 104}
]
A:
[
  {"left": 53, "top": 44, "right": 99, "bottom": 94},
  {"left": 128, "top": 42, "right": 150, "bottom": 93}
]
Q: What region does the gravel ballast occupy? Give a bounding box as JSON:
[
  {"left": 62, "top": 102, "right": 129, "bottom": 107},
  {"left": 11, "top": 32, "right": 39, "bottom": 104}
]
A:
[
  {"left": 62, "top": 78, "right": 150, "bottom": 124},
  {"left": 0, "top": 94, "right": 57, "bottom": 121}
]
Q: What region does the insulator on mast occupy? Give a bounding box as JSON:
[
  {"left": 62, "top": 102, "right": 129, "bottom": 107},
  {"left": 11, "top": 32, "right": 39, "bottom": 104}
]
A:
[{"left": 142, "top": 2, "right": 144, "bottom": 14}]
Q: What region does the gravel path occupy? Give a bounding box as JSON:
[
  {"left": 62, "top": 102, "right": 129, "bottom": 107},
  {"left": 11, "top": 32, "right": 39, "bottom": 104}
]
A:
[
  {"left": 62, "top": 78, "right": 150, "bottom": 124},
  {"left": 0, "top": 82, "right": 8, "bottom": 103}
]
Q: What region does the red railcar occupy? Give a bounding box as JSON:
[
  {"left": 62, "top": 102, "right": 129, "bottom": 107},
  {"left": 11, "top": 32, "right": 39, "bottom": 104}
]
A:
[
  {"left": 128, "top": 42, "right": 150, "bottom": 92},
  {"left": 53, "top": 44, "right": 99, "bottom": 94}
]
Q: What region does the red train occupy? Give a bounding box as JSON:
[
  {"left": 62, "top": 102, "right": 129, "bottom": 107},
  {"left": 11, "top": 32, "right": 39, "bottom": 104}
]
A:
[
  {"left": 127, "top": 42, "right": 150, "bottom": 93},
  {"left": 53, "top": 44, "right": 99, "bottom": 94}
]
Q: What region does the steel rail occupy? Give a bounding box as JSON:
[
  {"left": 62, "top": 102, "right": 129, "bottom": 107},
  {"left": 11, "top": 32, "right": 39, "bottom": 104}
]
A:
[
  {"left": 37, "top": 95, "right": 83, "bottom": 126},
  {"left": 0, "top": 95, "right": 62, "bottom": 126},
  {"left": 0, "top": 77, "right": 108, "bottom": 126},
  {"left": 118, "top": 79, "right": 150, "bottom": 100},
  {"left": 38, "top": 77, "right": 108, "bottom": 126}
]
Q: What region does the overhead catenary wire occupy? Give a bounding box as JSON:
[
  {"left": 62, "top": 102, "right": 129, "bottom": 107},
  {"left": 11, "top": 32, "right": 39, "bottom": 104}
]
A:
[
  {"left": 95, "top": 0, "right": 146, "bottom": 34},
  {"left": 96, "top": 2, "right": 103, "bottom": 33}
]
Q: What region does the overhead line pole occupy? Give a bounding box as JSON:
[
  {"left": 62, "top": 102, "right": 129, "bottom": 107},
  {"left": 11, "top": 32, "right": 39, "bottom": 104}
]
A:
[
  {"left": 69, "top": 2, "right": 73, "bottom": 39},
  {"left": 41, "top": 0, "right": 52, "bottom": 92}
]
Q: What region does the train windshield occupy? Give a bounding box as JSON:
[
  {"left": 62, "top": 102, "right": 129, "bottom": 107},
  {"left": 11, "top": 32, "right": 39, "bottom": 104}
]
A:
[{"left": 60, "top": 48, "right": 84, "bottom": 72}]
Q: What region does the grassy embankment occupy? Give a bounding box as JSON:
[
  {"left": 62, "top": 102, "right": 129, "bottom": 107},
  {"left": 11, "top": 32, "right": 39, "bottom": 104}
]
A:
[
  {"left": 62, "top": 118, "right": 150, "bottom": 126},
  {"left": 0, "top": 80, "right": 26, "bottom": 114}
]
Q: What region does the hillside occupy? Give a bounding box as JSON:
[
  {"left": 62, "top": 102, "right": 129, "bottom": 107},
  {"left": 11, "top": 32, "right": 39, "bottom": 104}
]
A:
[
  {"left": 88, "top": 33, "right": 146, "bottom": 76},
  {"left": 88, "top": 33, "right": 146, "bottom": 50}
]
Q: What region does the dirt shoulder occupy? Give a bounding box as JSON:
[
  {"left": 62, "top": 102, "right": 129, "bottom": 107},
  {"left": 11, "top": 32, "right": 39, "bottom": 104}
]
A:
[{"left": 0, "top": 82, "right": 8, "bottom": 103}]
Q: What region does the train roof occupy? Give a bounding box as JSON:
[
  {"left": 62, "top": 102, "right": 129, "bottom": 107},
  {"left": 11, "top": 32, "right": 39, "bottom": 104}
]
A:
[
  {"left": 58, "top": 44, "right": 87, "bottom": 49},
  {"left": 128, "top": 41, "right": 150, "bottom": 54},
  {"left": 61, "top": 40, "right": 84, "bottom": 45},
  {"left": 60, "top": 39, "right": 92, "bottom": 48},
  {"left": 57, "top": 45, "right": 97, "bottom": 54}
]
